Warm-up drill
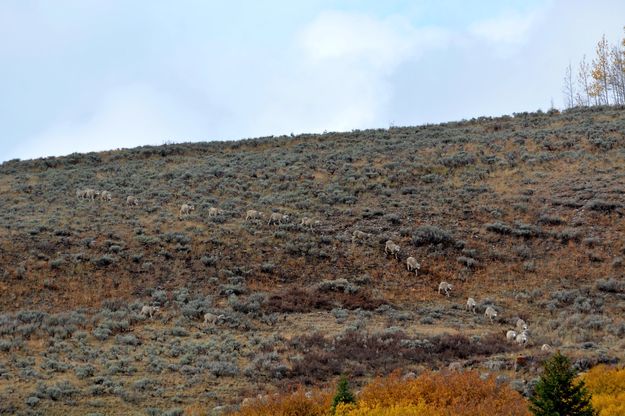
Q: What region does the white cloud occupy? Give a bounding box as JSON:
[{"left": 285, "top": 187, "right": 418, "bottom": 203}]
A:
[
  {"left": 468, "top": 10, "right": 541, "bottom": 46},
  {"left": 249, "top": 11, "right": 450, "bottom": 135},
  {"left": 10, "top": 84, "right": 204, "bottom": 160}
]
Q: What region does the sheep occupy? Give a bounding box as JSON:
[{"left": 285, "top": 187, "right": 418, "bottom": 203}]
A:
[
  {"left": 384, "top": 240, "right": 400, "bottom": 259},
  {"left": 140, "top": 305, "right": 160, "bottom": 319},
  {"left": 126, "top": 195, "right": 139, "bottom": 206},
  {"left": 100, "top": 190, "right": 112, "bottom": 201},
  {"left": 352, "top": 230, "right": 371, "bottom": 245},
  {"left": 484, "top": 306, "right": 498, "bottom": 322},
  {"left": 268, "top": 212, "right": 289, "bottom": 225},
  {"left": 245, "top": 209, "right": 264, "bottom": 221},
  {"left": 208, "top": 207, "right": 223, "bottom": 217},
  {"left": 180, "top": 204, "right": 195, "bottom": 217},
  {"left": 541, "top": 343, "right": 552, "bottom": 352},
  {"left": 203, "top": 312, "right": 218, "bottom": 325},
  {"left": 466, "top": 297, "right": 477, "bottom": 313},
  {"left": 77, "top": 188, "right": 98, "bottom": 200},
  {"left": 406, "top": 257, "right": 421, "bottom": 276},
  {"left": 516, "top": 330, "right": 528, "bottom": 346},
  {"left": 438, "top": 281, "right": 452, "bottom": 297},
  {"left": 506, "top": 330, "right": 517, "bottom": 342},
  {"left": 516, "top": 318, "right": 528, "bottom": 331},
  {"left": 300, "top": 216, "right": 319, "bottom": 231}
]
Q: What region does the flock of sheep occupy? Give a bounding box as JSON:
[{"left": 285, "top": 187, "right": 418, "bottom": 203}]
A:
[{"left": 78, "top": 188, "right": 548, "bottom": 350}]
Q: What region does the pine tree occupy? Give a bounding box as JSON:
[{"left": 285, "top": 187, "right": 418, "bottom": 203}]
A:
[
  {"left": 331, "top": 375, "right": 355, "bottom": 413},
  {"left": 529, "top": 352, "right": 596, "bottom": 416}
]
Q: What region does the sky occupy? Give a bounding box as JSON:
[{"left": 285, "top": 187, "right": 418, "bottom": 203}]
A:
[{"left": 1, "top": 1, "right": 624, "bottom": 161}]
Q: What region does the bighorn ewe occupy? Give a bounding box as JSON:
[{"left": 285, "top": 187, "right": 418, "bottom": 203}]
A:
[
  {"left": 245, "top": 209, "right": 264, "bottom": 221},
  {"left": 406, "top": 257, "right": 421, "bottom": 276},
  {"left": 438, "top": 281, "right": 452, "bottom": 297},
  {"left": 179, "top": 204, "right": 195, "bottom": 217},
  {"left": 100, "top": 190, "right": 112, "bottom": 201},
  {"left": 352, "top": 230, "right": 371, "bottom": 245},
  {"left": 126, "top": 195, "right": 139, "bottom": 206},
  {"left": 516, "top": 318, "right": 528, "bottom": 331},
  {"left": 300, "top": 217, "right": 315, "bottom": 230},
  {"left": 77, "top": 188, "right": 98, "bottom": 200},
  {"left": 140, "top": 305, "right": 160, "bottom": 319},
  {"left": 384, "top": 240, "right": 400, "bottom": 259},
  {"left": 466, "top": 297, "right": 477, "bottom": 313},
  {"left": 484, "top": 306, "right": 498, "bottom": 322},
  {"left": 203, "top": 312, "right": 218, "bottom": 325},
  {"left": 208, "top": 207, "right": 223, "bottom": 217},
  {"left": 268, "top": 212, "right": 289, "bottom": 225},
  {"left": 506, "top": 330, "right": 517, "bottom": 342},
  {"left": 516, "top": 330, "right": 528, "bottom": 346}
]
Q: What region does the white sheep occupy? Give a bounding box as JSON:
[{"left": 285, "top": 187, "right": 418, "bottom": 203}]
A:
[
  {"left": 516, "top": 318, "right": 528, "bottom": 331},
  {"left": 140, "top": 305, "right": 160, "bottom": 319},
  {"left": 352, "top": 230, "right": 371, "bottom": 245},
  {"left": 299, "top": 217, "right": 321, "bottom": 231},
  {"left": 77, "top": 188, "right": 98, "bottom": 200},
  {"left": 406, "top": 257, "right": 421, "bottom": 276},
  {"left": 516, "top": 330, "right": 528, "bottom": 346},
  {"left": 268, "top": 212, "right": 289, "bottom": 225},
  {"left": 245, "top": 209, "right": 264, "bottom": 221},
  {"left": 203, "top": 312, "right": 218, "bottom": 325},
  {"left": 126, "top": 195, "right": 139, "bottom": 206},
  {"left": 100, "top": 190, "right": 112, "bottom": 201},
  {"left": 506, "top": 330, "right": 517, "bottom": 342},
  {"left": 180, "top": 204, "right": 195, "bottom": 217},
  {"left": 466, "top": 297, "right": 477, "bottom": 313},
  {"left": 384, "top": 240, "right": 400, "bottom": 259},
  {"left": 208, "top": 207, "right": 223, "bottom": 217},
  {"left": 76, "top": 189, "right": 86, "bottom": 199},
  {"left": 484, "top": 306, "right": 498, "bottom": 322},
  {"left": 438, "top": 281, "right": 452, "bottom": 297},
  {"left": 541, "top": 343, "right": 552, "bottom": 352}
]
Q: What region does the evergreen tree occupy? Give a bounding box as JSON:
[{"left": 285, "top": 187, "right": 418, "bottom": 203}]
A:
[
  {"left": 529, "top": 352, "right": 596, "bottom": 416},
  {"left": 331, "top": 375, "right": 355, "bottom": 413}
]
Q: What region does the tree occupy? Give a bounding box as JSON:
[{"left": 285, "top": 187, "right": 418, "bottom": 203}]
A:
[
  {"left": 563, "top": 62, "right": 575, "bottom": 109},
  {"left": 591, "top": 35, "right": 611, "bottom": 105},
  {"left": 576, "top": 55, "right": 593, "bottom": 106},
  {"left": 529, "top": 351, "right": 596, "bottom": 416},
  {"left": 331, "top": 376, "right": 356, "bottom": 413}
]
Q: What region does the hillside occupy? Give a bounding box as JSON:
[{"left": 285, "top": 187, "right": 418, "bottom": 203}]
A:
[{"left": 1, "top": 106, "right": 625, "bottom": 415}]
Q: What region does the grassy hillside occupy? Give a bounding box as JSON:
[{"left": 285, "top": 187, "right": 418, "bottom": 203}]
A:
[{"left": 1, "top": 106, "right": 624, "bottom": 414}]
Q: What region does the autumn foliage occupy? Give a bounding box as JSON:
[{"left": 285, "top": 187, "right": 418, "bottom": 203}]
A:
[
  {"left": 233, "top": 370, "right": 530, "bottom": 416},
  {"left": 583, "top": 365, "right": 625, "bottom": 416}
]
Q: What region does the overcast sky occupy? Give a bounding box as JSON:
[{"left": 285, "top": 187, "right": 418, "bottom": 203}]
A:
[{"left": 1, "top": 1, "right": 624, "bottom": 161}]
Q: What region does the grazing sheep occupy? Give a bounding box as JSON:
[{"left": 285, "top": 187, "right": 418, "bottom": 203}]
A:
[
  {"left": 268, "top": 212, "right": 289, "bottom": 225},
  {"left": 126, "top": 195, "right": 139, "bottom": 206},
  {"left": 208, "top": 207, "right": 223, "bottom": 217},
  {"left": 484, "top": 306, "right": 498, "bottom": 322},
  {"left": 506, "top": 330, "right": 517, "bottom": 342},
  {"left": 352, "top": 230, "right": 371, "bottom": 244},
  {"left": 448, "top": 362, "right": 463, "bottom": 372},
  {"left": 516, "top": 318, "right": 528, "bottom": 331},
  {"left": 77, "top": 188, "right": 98, "bottom": 200},
  {"left": 245, "top": 209, "right": 264, "bottom": 221},
  {"left": 140, "top": 305, "right": 160, "bottom": 319},
  {"left": 406, "top": 257, "right": 421, "bottom": 275},
  {"left": 466, "top": 297, "right": 477, "bottom": 313},
  {"left": 180, "top": 204, "right": 195, "bottom": 217},
  {"left": 384, "top": 240, "right": 400, "bottom": 259},
  {"left": 300, "top": 216, "right": 318, "bottom": 231},
  {"left": 541, "top": 343, "right": 552, "bottom": 352},
  {"left": 100, "top": 190, "right": 112, "bottom": 201},
  {"left": 203, "top": 312, "right": 218, "bottom": 325},
  {"left": 438, "top": 281, "right": 452, "bottom": 297},
  {"left": 516, "top": 331, "right": 528, "bottom": 346}
]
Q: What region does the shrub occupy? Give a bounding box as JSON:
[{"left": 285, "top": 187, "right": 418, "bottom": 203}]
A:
[
  {"left": 412, "top": 226, "right": 456, "bottom": 248},
  {"left": 583, "top": 365, "right": 625, "bottom": 416}
]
